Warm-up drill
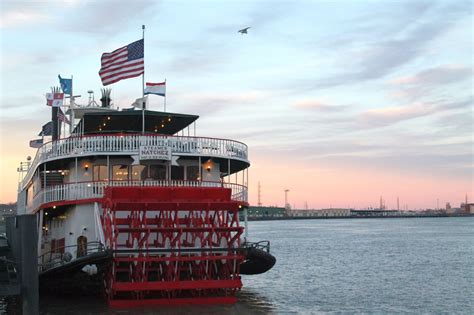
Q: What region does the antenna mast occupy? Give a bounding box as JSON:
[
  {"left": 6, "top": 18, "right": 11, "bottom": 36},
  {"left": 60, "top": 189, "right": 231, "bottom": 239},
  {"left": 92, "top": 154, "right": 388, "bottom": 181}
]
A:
[{"left": 257, "top": 182, "right": 262, "bottom": 207}]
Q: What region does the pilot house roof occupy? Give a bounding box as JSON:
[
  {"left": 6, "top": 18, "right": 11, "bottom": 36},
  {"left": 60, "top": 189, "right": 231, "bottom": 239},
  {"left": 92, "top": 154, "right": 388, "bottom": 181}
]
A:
[{"left": 73, "top": 110, "right": 199, "bottom": 135}]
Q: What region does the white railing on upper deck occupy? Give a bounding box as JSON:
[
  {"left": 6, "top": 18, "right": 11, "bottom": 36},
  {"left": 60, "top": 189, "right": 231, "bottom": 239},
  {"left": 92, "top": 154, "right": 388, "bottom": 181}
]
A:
[
  {"left": 28, "top": 180, "right": 248, "bottom": 213},
  {"left": 21, "top": 134, "right": 248, "bottom": 190}
]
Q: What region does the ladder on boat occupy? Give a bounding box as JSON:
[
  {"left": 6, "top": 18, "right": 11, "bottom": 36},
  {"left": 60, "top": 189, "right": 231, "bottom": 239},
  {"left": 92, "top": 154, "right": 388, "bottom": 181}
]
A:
[{"left": 101, "top": 186, "right": 245, "bottom": 307}]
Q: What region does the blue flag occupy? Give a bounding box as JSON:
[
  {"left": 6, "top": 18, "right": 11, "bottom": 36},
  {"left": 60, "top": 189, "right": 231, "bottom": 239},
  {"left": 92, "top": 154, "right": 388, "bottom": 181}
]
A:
[{"left": 58, "top": 75, "right": 72, "bottom": 95}]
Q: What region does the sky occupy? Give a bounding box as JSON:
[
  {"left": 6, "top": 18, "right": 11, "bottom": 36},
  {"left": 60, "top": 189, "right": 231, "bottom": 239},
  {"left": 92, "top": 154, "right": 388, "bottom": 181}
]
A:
[{"left": 0, "top": 0, "right": 472, "bottom": 209}]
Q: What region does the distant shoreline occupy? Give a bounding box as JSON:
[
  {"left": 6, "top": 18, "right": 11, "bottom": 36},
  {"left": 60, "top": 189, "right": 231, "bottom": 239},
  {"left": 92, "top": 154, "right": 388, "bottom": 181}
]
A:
[{"left": 247, "top": 214, "right": 474, "bottom": 221}]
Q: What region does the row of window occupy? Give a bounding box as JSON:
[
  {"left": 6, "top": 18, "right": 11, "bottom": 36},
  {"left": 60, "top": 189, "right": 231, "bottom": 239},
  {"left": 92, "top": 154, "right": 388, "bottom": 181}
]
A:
[{"left": 93, "top": 164, "right": 200, "bottom": 181}]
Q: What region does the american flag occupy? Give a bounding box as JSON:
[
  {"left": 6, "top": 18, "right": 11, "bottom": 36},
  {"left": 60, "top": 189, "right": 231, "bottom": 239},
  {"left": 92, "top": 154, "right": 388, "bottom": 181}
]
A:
[
  {"left": 57, "top": 107, "right": 70, "bottom": 124},
  {"left": 99, "top": 39, "right": 144, "bottom": 86}
]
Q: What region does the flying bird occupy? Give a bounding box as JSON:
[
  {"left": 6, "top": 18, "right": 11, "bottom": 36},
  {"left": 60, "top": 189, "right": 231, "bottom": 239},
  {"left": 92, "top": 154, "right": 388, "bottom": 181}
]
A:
[{"left": 238, "top": 27, "right": 251, "bottom": 34}]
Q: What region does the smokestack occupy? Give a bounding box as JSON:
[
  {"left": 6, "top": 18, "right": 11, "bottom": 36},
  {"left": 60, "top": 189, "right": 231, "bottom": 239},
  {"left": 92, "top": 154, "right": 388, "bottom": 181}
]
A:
[
  {"left": 51, "top": 86, "right": 61, "bottom": 141},
  {"left": 100, "top": 88, "right": 112, "bottom": 108}
]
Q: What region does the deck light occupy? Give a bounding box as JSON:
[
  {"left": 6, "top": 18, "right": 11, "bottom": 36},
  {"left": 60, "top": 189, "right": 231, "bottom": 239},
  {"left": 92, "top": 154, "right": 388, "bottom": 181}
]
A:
[
  {"left": 206, "top": 165, "right": 211, "bottom": 172},
  {"left": 161, "top": 124, "right": 164, "bottom": 128},
  {"left": 53, "top": 206, "right": 56, "bottom": 209},
  {"left": 84, "top": 164, "right": 89, "bottom": 171},
  {"left": 107, "top": 116, "right": 111, "bottom": 120},
  {"left": 103, "top": 123, "right": 106, "bottom": 126}
]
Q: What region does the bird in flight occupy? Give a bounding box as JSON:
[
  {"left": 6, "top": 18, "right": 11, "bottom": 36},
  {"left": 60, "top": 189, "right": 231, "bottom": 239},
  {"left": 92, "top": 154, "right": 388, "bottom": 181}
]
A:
[{"left": 238, "top": 27, "right": 251, "bottom": 34}]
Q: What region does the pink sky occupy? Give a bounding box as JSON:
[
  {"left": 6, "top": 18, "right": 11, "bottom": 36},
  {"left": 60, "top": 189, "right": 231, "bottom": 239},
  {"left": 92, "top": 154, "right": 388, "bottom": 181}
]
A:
[{"left": 0, "top": 1, "right": 472, "bottom": 209}]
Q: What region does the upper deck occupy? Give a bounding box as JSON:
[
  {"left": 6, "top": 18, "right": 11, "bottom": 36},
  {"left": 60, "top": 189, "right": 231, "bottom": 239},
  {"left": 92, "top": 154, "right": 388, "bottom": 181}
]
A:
[{"left": 20, "top": 133, "right": 249, "bottom": 191}]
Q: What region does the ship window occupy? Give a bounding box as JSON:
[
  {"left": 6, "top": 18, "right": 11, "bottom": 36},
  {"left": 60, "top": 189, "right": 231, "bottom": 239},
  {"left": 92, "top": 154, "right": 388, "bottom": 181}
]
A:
[
  {"left": 149, "top": 165, "right": 166, "bottom": 180},
  {"left": 187, "top": 166, "right": 199, "bottom": 181},
  {"left": 112, "top": 164, "right": 129, "bottom": 181},
  {"left": 171, "top": 166, "right": 184, "bottom": 180},
  {"left": 93, "top": 165, "right": 108, "bottom": 181},
  {"left": 131, "top": 165, "right": 146, "bottom": 181}
]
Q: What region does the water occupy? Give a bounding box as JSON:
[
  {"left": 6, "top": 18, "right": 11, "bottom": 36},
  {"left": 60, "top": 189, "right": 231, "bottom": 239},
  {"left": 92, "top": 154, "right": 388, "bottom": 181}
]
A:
[{"left": 2, "top": 217, "right": 473, "bottom": 314}]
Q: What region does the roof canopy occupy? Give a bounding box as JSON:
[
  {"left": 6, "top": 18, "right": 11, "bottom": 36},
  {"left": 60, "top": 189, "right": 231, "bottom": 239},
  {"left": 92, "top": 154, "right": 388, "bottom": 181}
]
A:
[{"left": 73, "top": 110, "right": 199, "bottom": 135}]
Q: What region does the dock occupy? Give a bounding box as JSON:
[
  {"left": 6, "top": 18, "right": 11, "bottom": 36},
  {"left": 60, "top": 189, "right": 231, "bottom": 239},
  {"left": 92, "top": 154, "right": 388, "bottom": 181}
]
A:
[
  {"left": 1, "top": 215, "right": 39, "bottom": 314},
  {"left": 0, "top": 234, "right": 20, "bottom": 296}
]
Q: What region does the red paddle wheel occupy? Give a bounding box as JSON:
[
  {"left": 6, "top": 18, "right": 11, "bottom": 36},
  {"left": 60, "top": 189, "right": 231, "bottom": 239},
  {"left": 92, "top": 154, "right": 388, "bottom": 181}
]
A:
[{"left": 101, "top": 186, "right": 245, "bottom": 307}]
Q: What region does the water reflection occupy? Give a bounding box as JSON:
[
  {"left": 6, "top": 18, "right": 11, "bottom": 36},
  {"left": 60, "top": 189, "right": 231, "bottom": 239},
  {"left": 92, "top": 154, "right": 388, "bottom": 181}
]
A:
[
  {"left": 35, "top": 289, "right": 275, "bottom": 315},
  {"left": 237, "top": 288, "right": 276, "bottom": 314}
]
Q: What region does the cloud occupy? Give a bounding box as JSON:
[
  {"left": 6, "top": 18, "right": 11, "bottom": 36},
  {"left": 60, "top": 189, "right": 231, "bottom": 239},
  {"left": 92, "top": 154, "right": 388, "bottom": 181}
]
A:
[
  {"left": 293, "top": 99, "right": 349, "bottom": 112},
  {"left": 308, "top": 2, "right": 470, "bottom": 89},
  {"left": 390, "top": 65, "right": 472, "bottom": 86},
  {"left": 359, "top": 103, "right": 434, "bottom": 127},
  {"left": 64, "top": 0, "right": 158, "bottom": 35},
  {"left": 357, "top": 98, "right": 473, "bottom": 128},
  {"left": 174, "top": 91, "right": 264, "bottom": 116},
  {"left": 0, "top": 2, "right": 50, "bottom": 28}
]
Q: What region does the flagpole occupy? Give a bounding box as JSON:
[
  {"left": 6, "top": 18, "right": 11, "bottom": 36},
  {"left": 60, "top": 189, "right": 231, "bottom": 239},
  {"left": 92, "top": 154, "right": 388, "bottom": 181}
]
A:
[
  {"left": 70, "top": 75, "right": 74, "bottom": 136},
  {"left": 164, "top": 78, "right": 167, "bottom": 112},
  {"left": 142, "top": 25, "right": 145, "bottom": 134}
]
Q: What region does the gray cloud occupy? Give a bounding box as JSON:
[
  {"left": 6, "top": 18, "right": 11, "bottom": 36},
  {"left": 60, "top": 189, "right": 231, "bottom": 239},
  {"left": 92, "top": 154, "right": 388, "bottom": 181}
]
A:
[
  {"left": 388, "top": 65, "right": 473, "bottom": 101},
  {"left": 307, "top": 2, "right": 471, "bottom": 89},
  {"left": 293, "top": 99, "right": 350, "bottom": 112},
  {"left": 357, "top": 98, "right": 472, "bottom": 128},
  {"left": 0, "top": 1, "right": 51, "bottom": 28},
  {"left": 390, "top": 65, "right": 472, "bottom": 87},
  {"left": 64, "top": 0, "right": 158, "bottom": 36}
]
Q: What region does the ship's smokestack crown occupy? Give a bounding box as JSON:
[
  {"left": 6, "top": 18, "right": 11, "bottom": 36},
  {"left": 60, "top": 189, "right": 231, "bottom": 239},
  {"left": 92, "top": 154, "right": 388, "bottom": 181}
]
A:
[{"left": 100, "top": 88, "right": 112, "bottom": 108}]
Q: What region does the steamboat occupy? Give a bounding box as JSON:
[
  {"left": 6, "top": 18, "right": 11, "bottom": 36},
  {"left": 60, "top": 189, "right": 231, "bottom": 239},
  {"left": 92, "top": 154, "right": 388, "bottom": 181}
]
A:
[{"left": 16, "top": 85, "right": 275, "bottom": 306}]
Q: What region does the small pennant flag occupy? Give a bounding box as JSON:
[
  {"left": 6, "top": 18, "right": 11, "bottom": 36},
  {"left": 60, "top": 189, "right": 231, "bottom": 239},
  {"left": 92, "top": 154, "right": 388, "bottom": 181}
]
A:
[
  {"left": 38, "top": 121, "right": 53, "bottom": 136},
  {"left": 46, "top": 93, "right": 64, "bottom": 107},
  {"left": 57, "top": 107, "right": 70, "bottom": 124},
  {"left": 58, "top": 75, "right": 72, "bottom": 95},
  {"left": 144, "top": 82, "right": 166, "bottom": 97},
  {"left": 29, "top": 139, "right": 43, "bottom": 148}
]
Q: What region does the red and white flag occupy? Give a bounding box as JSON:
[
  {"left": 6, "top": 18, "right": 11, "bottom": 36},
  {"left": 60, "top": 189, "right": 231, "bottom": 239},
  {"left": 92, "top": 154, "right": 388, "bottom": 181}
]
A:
[
  {"left": 46, "top": 93, "right": 64, "bottom": 107},
  {"left": 99, "top": 39, "right": 144, "bottom": 86},
  {"left": 144, "top": 82, "right": 166, "bottom": 97}
]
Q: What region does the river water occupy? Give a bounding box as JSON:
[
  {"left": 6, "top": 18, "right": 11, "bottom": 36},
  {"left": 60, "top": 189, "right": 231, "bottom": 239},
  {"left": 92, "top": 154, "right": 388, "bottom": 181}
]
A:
[{"left": 2, "top": 217, "right": 473, "bottom": 314}]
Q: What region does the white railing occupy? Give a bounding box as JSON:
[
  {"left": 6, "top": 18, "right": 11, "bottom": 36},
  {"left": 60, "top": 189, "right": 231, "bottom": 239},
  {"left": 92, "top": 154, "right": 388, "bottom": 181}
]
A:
[
  {"left": 29, "top": 180, "right": 248, "bottom": 212},
  {"left": 21, "top": 134, "right": 248, "bottom": 190}
]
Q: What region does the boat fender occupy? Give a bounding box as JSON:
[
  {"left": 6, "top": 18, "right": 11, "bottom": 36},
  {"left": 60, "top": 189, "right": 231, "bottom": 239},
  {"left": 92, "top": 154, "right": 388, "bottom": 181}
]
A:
[
  {"left": 81, "top": 264, "right": 98, "bottom": 276},
  {"left": 62, "top": 252, "right": 72, "bottom": 262}
]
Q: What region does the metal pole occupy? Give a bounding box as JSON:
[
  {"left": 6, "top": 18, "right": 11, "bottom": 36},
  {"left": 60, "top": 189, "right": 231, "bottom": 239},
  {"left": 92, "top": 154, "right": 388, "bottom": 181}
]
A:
[
  {"left": 164, "top": 78, "right": 167, "bottom": 112},
  {"left": 43, "top": 164, "right": 46, "bottom": 204},
  {"left": 19, "top": 215, "right": 39, "bottom": 315},
  {"left": 198, "top": 156, "right": 202, "bottom": 183},
  {"left": 244, "top": 208, "right": 248, "bottom": 240},
  {"left": 70, "top": 75, "right": 74, "bottom": 135},
  {"left": 75, "top": 158, "right": 78, "bottom": 184},
  {"left": 246, "top": 167, "right": 249, "bottom": 201},
  {"left": 142, "top": 25, "right": 145, "bottom": 134}
]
